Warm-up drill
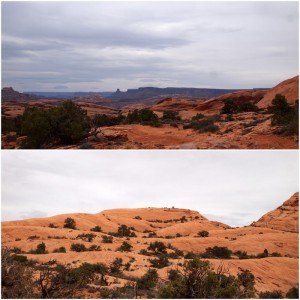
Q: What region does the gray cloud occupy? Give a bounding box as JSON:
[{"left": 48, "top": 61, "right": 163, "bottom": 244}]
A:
[
  {"left": 1, "top": 151, "right": 298, "bottom": 227},
  {"left": 1, "top": 1, "right": 298, "bottom": 91}
]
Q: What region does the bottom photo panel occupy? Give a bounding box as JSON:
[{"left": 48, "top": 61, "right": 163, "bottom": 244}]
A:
[{"left": 1, "top": 150, "right": 299, "bottom": 299}]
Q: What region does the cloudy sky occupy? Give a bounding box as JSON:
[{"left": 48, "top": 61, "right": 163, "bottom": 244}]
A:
[
  {"left": 2, "top": 150, "right": 298, "bottom": 227},
  {"left": 2, "top": 1, "right": 299, "bottom": 92}
]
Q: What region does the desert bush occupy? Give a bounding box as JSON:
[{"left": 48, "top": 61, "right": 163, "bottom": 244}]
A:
[
  {"left": 20, "top": 101, "right": 91, "bottom": 148},
  {"left": 117, "top": 224, "right": 136, "bottom": 237},
  {"left": 167, "top": 248, "right": 184, "bottom": 259},
  {"left": 234, "top": 250, "right": 250, "bottom": 259},
  {"left": 184, "top": 251, "right": 198, "bottom": 259},
  {"left": 48, "top": 223, "right": 58, "bottom": 228},
  {"left": 11, "top": 247, "right": 22, "bottom": 254},
  {"left": 117, "top": 241, "right": 133, "bottom": 252},
  {"left": 149, "top": 254, "right": 170, "bottom": 268},
  {"left": 90, "top": 225, "right": 102, "bottom": 232},
  {"left": 34, "top": 242, "right": 47, "bottom": 254},
  {"left": 221, "top": 99, "right": 258, "bottom": 114},
  {"left": 158, "top": 258, "right": 255, "bottom": 298},
  {"left": 27, "top": 235, "right": 40, "bottom": 240},
  {"left": 257, "top": 248, "right": 269, "bottom": 258},
  {"left": 148, "top": 241, "right": 167, "bottom": 253},
  {"left": 1, "top": 248, "right": 35, "bottom": 298},
  {"left": 162, "top": 110, "right": 181, "bottom": 122},
  {"left": 192, "top": 113, "right": 205, "bottom": 120},
  {"left": 76, "top": 233, "right": 96, "bottom": 242},
  {"left": 11, "top": 254, "right": 28, "bottom": 263},
  {"left": 70, "top": 243, "right": 87, "bottom": 252},
  {"left": 88, "top": 245, "right": 101, "bottom": 251},
  {"left": 126, "top": 109, "right": 160, "bottom": 127},
  {"left": 102, "top": 235, "right": 113, "bottom": 243},
  {"left": 134, "top": 215, "right": 142, "bottom": 220},
  {"left": 137, "top": 268, "right": 159, "bottom": 290},
  {"left": 110, "top": 258, "right": 123, "bottom": 275},
  {"left": 53, "top": 247, "right": 66, "bottom": 253},
  {"left": 269, "top": 94, "right": 298, "bottom": 135},
  {"left": 201, "top": 246, "right": 232, "bottom": 259},
  {"left": 63, "top": 217, "right": 77, "bottom": 230},
  {"left": 198, "top": 230, "right": 209, "bottom": 237},
  {"left": 259, "top": 290, "right": 284, "bottom": 298},
  {"left": 92, "top": 114, "right": 125, "bottom": 127},
  {"left": 183, "top": 118, "right": 219, "bottom": 133},
  {"left": 286, "top": 286, "right": 299, "bottom": 299}
]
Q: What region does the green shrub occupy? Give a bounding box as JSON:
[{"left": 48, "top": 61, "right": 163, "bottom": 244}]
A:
[
  {"left": 126, "top": 109, "right": 160, "bottom": 127},
  {"left": 192, "top": 113, "right": 205, "bottom": 120},
  {"left": 162, "top": 111, "right": 181, "bottom": 121},
  {"left": 92, "top": 114, "right": 125, "bottom": 127},
  {"left": 117, "top": 241, "right": 133, "bottom": 252},
  {"left": 63, "top": 217, "right": 77, "bottom": 230},
  {"left": 221, "top": 99, "right": 258, "bottom": 114},
  {"left": 53, "top": 247, "right": 66, "bottom": 253},
  {"left": 76, "top": 233, "right": 96, "bottom": 242},
  {"left": 149, "top": 254, "right": 170, "bottom": 268},
  {"left": 70, "top": 243, "right": 87, "bottom": 252},
  {"left": 102, "top": 235, "right": 113, "bottom": 243},
  {"left": 148, "top": 241, "right": 167, "bottom": 253},
  {"left": 137, "top": 268, "right": 159, "bottom": 290},
  {"left": 286, "top": 286, "right": 299, "bottom": 299},
  {"left": 110, "top": 258, "right": 123, "bottom": 275},
  {"left": 11, "top": 255, "right": 28, "bottom": 263},
  {"left": 259, "top": 290, "right": 284, "bottom": 298},
  {"left": 90, "top": 225, "right": 101, "bottom": 232},
  {"left": 88, "top": 245, "right": 101, "bottom": 251},
  {"left": 183, "top": 118, "right": 219, "bottom": 133},
  {"left": 198, "top": 230, "right": 209, "bottom": 237},
  {"left": 35, "top": 242, "right": 47, "bottom": 254},
  {"left": 269, "top": 94, "right": 298, "bottom": 135},
  {"left": 201, "top": 246, "right": 232, "bottom": 259},
  {"left": 116, "top": 224, "right": 136, "bottom": 237}
]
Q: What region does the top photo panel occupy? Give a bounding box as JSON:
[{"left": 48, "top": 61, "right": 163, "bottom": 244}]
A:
[{"left": 2, "top": 1, "right": 299, "bottom": 150}]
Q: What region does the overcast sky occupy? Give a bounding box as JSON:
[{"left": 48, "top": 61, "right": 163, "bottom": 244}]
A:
[
  {"left": 1, "top": 150, "right": 298, "bottom": 227},
  {"left": 1, "top": 1, "right": 299, "bottom": 92}
]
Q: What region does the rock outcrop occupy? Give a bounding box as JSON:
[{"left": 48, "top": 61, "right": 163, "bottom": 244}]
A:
[
  {"left": 257, "top": 75, "right": 299, "bottom": 108},
  {"left": 252, "top": 192, "right": 299, "bottom": 233}
]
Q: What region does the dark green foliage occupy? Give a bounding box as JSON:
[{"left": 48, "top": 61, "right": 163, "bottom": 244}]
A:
[
  {"left": 1, "top": 248, "right": 35, "bottom": 298},
  {"left": 259, "top": 290, "right": 283, "bottom": 298},
  {"left": 88, "top": 245, "right": 101, "bottom": 251},
  {"left": 167, "top": 248, "right": 184, "bottom": 259},
  {"left": 198, "top": 230, "right": 209, "bottom": 237},
  {"left": 192, "top": 113, "right": 205, "bottom": 120},
  {"left": 92, "top": 114, "right": 125, "bottom": 127},
  {"left": 76, "top": 233, "right": 96, "bottom": 242},
  {"left": 20, "top": 107, "right": 52, "bottom": 148},
  {"left": 48, "top": 101, "right": 91, "bottom": 144},
  {"left": 183, "top": 118, "right": 219, "bottom": 133},
  {"left": 70, "top": 243, "right": 87, "bottom": 252},
  {"left": 11, "top": 247, "right": 22, "bottom": 254},
  {"left": 269, "top": 94, "right": 298, "bottom": 135},
  {"left": 48, "top": 223, "right": 57, "bottom": 228},
  {"left": 221, "top": 99, "right": 258, "bottom": 114},
  {"left": 90, "top": 225, "right": 102, "bottom": 232},
  {"left": 134, "top": 216, "right": 142, "bottom": 220},
  {"left": 35, "top": 242, "right": 47, "bottom": 254},
  {"left": 234, "top": 250, "right": 250, "bottom": 259},
  {"left": 27, "top": 235, "right": 39, "bottom": 240},
  {"left": 117, "top": 241, "right": 133, "bottom": 252},
  {"left": 102, "top": 235, "right": 113, "bottom": 243},
  {"left": 158, "top": 258, "right": 256, "bottom": 299},
  {"left": 162, "top": 110, "right": 181, "bottom": 121},
  {"left": 117, "top": 224, "right": 136, "bottom": 237},
  {"left": 149, "top": 254, "right": 170, "bottom": 268},
  {"left": 63, "top": 217, "right": 77, "bottom": 230},
  {"left": 286, "top": 286, "right": 299, "bottom": 299},
  {"left": 201, "top": 246, "right": 232, "bottom": 259},
  {"left": 11, "top": 255, "right": 28, "bottom": 263},
  {"left": 184, "top": 251, "right": 198, "bottom": 259},
  {"left": 53, "top": 247, "right": 66, "bottom": 253},
  {"left": 126, "top": 109, "right": 160, "bottom": 127},
  {"left": 137, "top": 268, "right": 159, "bottom": 290},
  {"left": 110, "top": 258, "right": 123, "bottom": 275},
  {"left": 221, "top": 99, "right": 238, "bottom": 114},
  {"left": 148, "top": 241, "right": 167, "bottom": 253},
  {"left": 257, "top": 248, "right": 269, "bottom": 258},
  {"left": 19, "top": 101, "right": 90, "bottom": 148},
  {"left": 1, "top": 115, "right": 23, "bottom": 134},
  {"left": 271, "top": 252, "right": 282, "bottom": 257}
]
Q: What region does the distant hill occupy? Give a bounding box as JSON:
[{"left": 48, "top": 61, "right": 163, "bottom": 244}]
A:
[
  {"left": 26, "top": 91, "right": 114, "bottom": 99},
  {"left": 108, "top": 87, "right": 250, "bottom": 103}
]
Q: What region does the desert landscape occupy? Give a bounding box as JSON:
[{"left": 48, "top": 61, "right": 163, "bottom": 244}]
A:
[
  {"left": 2, "top": 192, "right": 299, "bottom": 298},
  {"left": 1, "top": 75, "right": 299, "bottom": 149}
]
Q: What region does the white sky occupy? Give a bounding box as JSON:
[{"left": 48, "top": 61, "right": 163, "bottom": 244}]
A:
[
  {"left": 1, "top": 1, "right": 299, "bottom": 92},
  {"left": 1, "top": 150, "right": 298, "bottom": 227}
]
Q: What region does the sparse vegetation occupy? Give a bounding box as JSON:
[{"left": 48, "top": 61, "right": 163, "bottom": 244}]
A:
[
  {"left": 183, "top": 116, "right": 219, "bottom": 133},
  {"left": 102, "top": 235, "right": 113, "bottom": 243},
  {"left": 90, "top": 225, "right": 102, "bottom": 232},
  {"left": 269, "top": 94, "right": 298, "bottom": 135},
  {"left": 76, "top": 233, "right": 96, "bottom": 242},
  {"left": 117, "top": 241, "right": 133, "bottom": 252},
  {"left": 198, "top": 230, "right": 209, "bottom": 237},
  {"left": 53, "top": 247, "right": 66, "bottom": 253},
  {"left": 63, "top": 217, "right": 77, "bottom": 230},
  {"left": 70, "top": 243, "right": 87, "bottom": 252},
  {"left": 221, "top": 99, "right": 258, "bottom": 114},
  {"left": 126, "top": 109, "right": 161, "bottom": 127},
  {"left": 201, "top": 246, "right": 232, "bottom": 259}
]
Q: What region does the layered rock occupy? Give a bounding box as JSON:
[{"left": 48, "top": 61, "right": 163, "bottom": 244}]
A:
[{"left": 252, "top": 192, "right": 299, "bottom": 233}]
